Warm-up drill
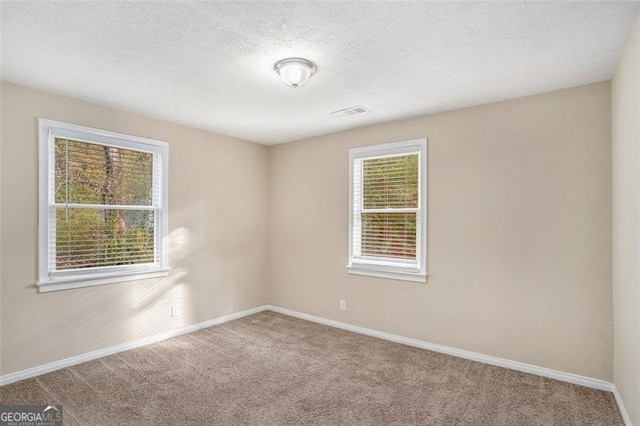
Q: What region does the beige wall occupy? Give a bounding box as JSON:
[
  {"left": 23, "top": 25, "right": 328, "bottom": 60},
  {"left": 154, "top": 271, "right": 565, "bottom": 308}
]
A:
[
  {"left": 0, "top": 79, "right": 616, "bottom": 385},
  {"left": 270, "top": 82, "right": 613, "bottom": 381},
  {"left": 612, "top": 16, "right": 640, "bottom": 425},
  {"left": 0, "top": 81, "right": 4, "bottom": 376},
  {"left": 0, "top": 81, "right": 270, "bottom": 375}
]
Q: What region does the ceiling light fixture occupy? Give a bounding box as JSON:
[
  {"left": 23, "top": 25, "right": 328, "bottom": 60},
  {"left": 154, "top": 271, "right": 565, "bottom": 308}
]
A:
[{"left": 274, "top": 58, "right": 317, "bottom": 88}]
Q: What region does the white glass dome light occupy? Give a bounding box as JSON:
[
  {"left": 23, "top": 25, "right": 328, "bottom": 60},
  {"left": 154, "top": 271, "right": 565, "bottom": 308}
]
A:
[{"left": 274, "top": 58, "right": 317, "bottom": 88}]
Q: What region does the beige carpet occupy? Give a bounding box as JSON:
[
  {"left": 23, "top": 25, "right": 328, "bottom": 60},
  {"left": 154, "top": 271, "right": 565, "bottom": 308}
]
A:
[{"left": 0, "top": 311, "right": 623, "bottom": 425}]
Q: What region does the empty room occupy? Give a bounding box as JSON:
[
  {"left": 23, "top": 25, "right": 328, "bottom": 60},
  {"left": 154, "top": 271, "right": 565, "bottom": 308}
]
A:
[{"left": 1, "top": 1, "right": 639, "bottom": 425}]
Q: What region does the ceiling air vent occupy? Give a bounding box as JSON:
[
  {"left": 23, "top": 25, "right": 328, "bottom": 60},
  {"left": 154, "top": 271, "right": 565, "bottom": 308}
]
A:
[{"left": 330, "top": 105, "right": 370, "bottom": 118}]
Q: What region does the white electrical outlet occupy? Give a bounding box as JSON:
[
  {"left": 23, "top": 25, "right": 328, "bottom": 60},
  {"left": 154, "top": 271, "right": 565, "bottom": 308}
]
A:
[
  {"left": 339, "top": 300, "right": 346, "bottom": 311},
  {"left": 171, "top": 305, "right": 178, "bottom": 318}
]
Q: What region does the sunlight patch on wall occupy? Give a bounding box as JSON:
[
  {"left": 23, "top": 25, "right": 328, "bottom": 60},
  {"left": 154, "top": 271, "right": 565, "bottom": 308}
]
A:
[{"left": 128, "top": 226, "right": 195, "bottom": 339}]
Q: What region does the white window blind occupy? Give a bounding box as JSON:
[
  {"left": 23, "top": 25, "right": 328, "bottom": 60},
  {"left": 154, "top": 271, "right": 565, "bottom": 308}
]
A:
[
  {"left": 359, "top": 154, "right": 418, "bottom": 259},
  {"left": 348, "top": 139, "right": 427, "bottom": 282},
  {"left": 38, "top": 119, "right": 169, "bottom": 292}
]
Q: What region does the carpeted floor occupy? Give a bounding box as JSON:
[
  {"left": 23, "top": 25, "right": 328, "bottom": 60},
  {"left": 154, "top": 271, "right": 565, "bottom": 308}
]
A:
[{"left": 0, "top": 311, "right": 623, "bottom": 425}]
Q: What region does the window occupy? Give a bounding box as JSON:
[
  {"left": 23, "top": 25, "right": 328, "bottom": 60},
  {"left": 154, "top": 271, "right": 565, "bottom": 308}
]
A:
[
  {"left": 348, "top": 138, "right": 427, "bottom": 282},
  {"left": 38, "top": 119, "right": 169, "bottom": 292}
]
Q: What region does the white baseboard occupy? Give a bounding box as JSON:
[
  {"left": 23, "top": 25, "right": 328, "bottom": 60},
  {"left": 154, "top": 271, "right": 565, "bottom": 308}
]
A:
[
  {"left": 1, "top": 303, "right": 630, "bottom": 425},
  {"left": 612, "top": 385, "right": 634, "bottom": 426},
  {"left": 266, "top": 305, "right": 615, "bottom": 393},
  {"left": 0, "top": 305, "right": 269, "bottom": 387}
]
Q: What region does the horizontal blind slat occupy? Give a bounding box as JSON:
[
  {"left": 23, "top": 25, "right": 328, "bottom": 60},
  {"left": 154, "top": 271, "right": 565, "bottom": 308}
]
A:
[
  {"left": 54, "top": 137, "right": 156, "bottom": 207},
  {"left": 362, "top": 153, "right": 418, "bottom": 211},
  {"left": 56, "top": 252, "right": 155, "bottom": 261},
  {"left": 52, "top": 136, "right": 159, "bottom": 271},
  {"left": 360, "top": 209, "right": 417, "bottom": 260},
  {"left": 52, "top": 203, "right": 158, "bottom": 211}
]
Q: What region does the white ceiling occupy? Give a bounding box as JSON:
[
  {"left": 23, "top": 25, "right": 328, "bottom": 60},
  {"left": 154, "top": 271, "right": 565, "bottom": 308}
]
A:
[{"left": 2, "top": 1, "right": 639, "bottom": 145}]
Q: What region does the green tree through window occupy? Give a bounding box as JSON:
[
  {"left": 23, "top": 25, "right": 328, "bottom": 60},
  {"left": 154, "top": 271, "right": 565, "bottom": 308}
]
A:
[
  {"left": 361, "top": 154, "right": 418, "bottom": 259},
  {"left": 54, "top": 138, "right": 155, "bottom": 270}
]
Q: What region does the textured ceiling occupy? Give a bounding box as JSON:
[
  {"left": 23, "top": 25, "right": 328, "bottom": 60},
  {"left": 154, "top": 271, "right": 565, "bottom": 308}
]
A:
[{"left": 2, "top": 1, "right": 639, "bottom": 145}]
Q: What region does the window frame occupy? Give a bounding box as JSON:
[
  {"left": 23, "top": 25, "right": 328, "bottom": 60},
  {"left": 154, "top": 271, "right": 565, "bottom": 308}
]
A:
[
  {"left": 347, "top": 138, "right": 427, "bottom": 283},
  {"left": 37, "top": 119, "right": 169, "bottom": 292}
]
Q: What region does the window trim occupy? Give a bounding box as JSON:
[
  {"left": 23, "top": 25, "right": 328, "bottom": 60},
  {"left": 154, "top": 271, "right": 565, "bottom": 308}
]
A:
[
  {"left": 347, "top": 138, "right": 428, "bottom": 283},
  {"left": 37, "top": 119, "right": 169, "bottom": 293}
]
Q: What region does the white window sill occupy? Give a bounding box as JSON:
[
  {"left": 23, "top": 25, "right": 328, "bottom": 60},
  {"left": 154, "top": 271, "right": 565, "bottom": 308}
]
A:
[
  {"left": 37, "top": 268, "right": 170, "bottom": 293},
  {"left": 347, "top": 265, "right": 427, "bottom": 283}
]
